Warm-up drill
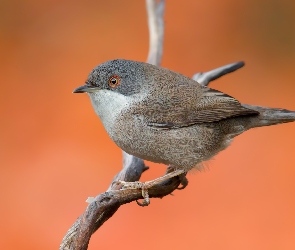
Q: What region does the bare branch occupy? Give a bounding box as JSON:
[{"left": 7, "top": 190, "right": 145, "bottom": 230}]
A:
[
  {"left": 60, "top": 1, "right": 249, "bottom": 248},
  {"left": 107, "top": 152, "right": 148, "bottom": 191},
  {"left": 60, "top": 165, "right": 183, "bottom": 250},
  {"left": 193, "top": 61, "right": 245, "bottom": 86},
  {"left": 146, "top": 0, "right": 165, "bottom": 66}
]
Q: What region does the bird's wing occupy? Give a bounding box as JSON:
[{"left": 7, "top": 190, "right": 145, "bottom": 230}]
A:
[{"left": 136, "top": 78, "right": 258, "bottom": 129}]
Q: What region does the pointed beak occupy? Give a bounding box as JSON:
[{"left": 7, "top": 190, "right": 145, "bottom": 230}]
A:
[{"left": 72, "top": 85, "right": 100, "bottom": 93}]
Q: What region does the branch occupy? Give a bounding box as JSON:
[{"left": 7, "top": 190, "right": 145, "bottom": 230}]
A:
[
  {"left": 193, "top": 61, "right": 245, "bottom": 86},
  {"left": 146, "top": 0, "right": 165, "bottom": 66},
  {"left": 60, "top": 0, "right": 246, "bottom": 248},
  {"left": 60, "top": 156, "right": 181, "bottom": 250}
]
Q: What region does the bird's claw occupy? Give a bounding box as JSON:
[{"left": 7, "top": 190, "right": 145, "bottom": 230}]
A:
[
  {"left": 114, "top": 169, "right": 186, "bottom": 206},
  {"left": 177, "top": 176, "right": 189, "bottom": 190},
  {"left": 136, "top": 188, "right": 150, "bottom": 206},
  {"left": 115, "top": 180, "right": 151, "bottom": 206}
]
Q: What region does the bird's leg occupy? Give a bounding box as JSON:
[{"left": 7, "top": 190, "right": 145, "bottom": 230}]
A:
[{"left": 115, "top": 169, "right": 186, "bottom": 206}]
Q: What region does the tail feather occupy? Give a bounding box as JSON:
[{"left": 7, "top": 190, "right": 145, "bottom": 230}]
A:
[{"left": 242, "top": 104, "right": 295, "bottom": 128}]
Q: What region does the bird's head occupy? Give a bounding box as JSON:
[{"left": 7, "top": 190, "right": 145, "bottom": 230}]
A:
[{"left": 73, "top": 59, "right": 147, "bottom": 97}]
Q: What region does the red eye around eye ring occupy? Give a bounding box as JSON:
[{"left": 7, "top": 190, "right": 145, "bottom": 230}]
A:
[{"left": 108, "top": 75, "right": 120, "bottom": 88}]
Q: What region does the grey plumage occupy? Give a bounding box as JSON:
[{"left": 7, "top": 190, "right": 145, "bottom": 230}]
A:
[{"left": 74, "top": 59, "right": 295, "bottom": 173}]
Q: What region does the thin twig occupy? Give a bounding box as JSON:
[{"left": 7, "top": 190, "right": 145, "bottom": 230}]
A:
[
  {"left": 193, "top": 61, "right": 245, "bottom": 86},
  {"left": 146, "top": 0, "right": 165, "bottom": 66}
]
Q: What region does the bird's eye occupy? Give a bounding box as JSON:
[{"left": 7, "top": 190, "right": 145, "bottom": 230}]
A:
[{"left": 108, "top": 75, "right": 120, "bottom": 88}]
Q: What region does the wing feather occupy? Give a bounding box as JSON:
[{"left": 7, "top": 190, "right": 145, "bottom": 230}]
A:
[{"left": 134, "top": 66, "right": 259, "bottom": 129}]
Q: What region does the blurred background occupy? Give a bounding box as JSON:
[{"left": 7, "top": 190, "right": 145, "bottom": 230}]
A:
[{"left": 1, "top": 0, "right": 295, "bottom": 249}]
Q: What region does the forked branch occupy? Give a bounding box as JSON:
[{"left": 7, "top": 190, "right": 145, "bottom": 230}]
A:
[{"left": 60, "top": 1, "right": 245, "bottom": 249}]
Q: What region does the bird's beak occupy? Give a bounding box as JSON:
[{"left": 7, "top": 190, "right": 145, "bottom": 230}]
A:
[{"left": 72, "top": 85, "right": 100, "bottom": 93}]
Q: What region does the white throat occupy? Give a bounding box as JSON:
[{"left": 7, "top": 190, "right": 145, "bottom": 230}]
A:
[{"left": 88, "top": 90, "right": 129, "bottom": 134}]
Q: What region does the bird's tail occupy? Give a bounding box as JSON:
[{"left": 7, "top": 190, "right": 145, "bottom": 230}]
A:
[{"left": 242, "top": 104, "right": 295, "bottom": 129}]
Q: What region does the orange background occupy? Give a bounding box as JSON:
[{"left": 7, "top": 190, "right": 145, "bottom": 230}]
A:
[{"left": 1, "top": 0, "right": 295, "bottom": 249}]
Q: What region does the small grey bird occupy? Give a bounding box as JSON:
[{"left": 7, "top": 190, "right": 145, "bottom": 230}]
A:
[{"left": 74, "top": 59, "right": 295, "bottom": 203}]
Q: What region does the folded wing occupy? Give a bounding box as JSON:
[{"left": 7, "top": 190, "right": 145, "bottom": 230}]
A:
[{"left": 136, "top": 75, "right": 258, "bottom": 129}]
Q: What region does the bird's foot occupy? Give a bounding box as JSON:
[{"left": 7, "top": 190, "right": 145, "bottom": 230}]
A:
[
  {"left": 177, "top": 175, "right": 188, "bottom": 190},
  {"left": 116, "top": 169, "right": 185, "bottom": 206},
  {"left": 166, "top": 166, "right": 188, "bottom": 190},
  {"left": 117, "top": 181, "right": 151, "bottom": 206}
]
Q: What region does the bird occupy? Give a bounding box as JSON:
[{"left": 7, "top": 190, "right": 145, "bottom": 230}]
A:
[{"left": 73, "top": 59, "right": 295, "bottom": 205}]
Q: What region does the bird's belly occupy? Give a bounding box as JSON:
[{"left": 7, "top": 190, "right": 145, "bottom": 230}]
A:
[{"left": 111, "top": 117, "right": 228, "bottom": 171}]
